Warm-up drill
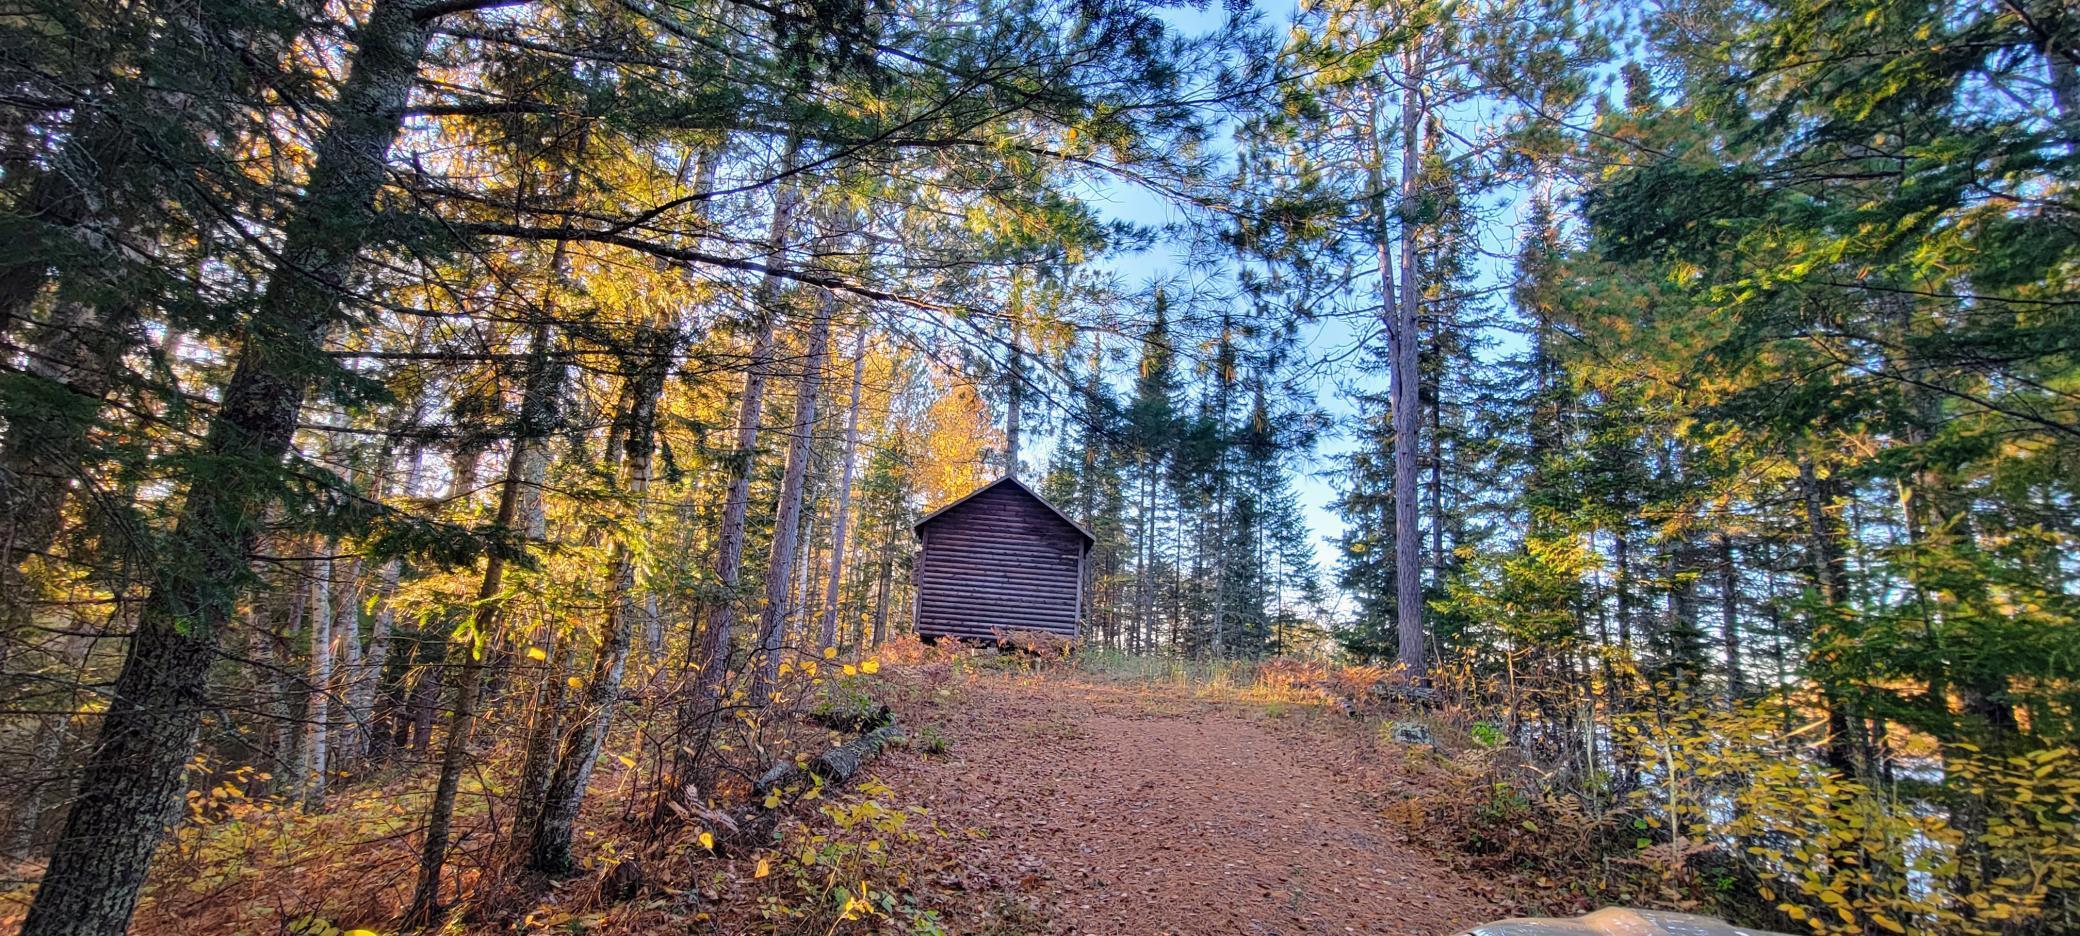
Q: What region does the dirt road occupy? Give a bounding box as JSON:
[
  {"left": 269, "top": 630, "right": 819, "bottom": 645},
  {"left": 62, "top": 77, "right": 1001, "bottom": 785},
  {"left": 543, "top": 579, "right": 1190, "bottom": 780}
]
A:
[{"left": 880, "top": 673, "right": 1505, "bottom": 935}]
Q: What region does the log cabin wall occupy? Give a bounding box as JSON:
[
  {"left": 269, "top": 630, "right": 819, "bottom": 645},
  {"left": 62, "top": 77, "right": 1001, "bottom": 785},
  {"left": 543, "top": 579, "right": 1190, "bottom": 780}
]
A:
[{"left": 913, "top": 478, "right": 1091, "bottom": 642}]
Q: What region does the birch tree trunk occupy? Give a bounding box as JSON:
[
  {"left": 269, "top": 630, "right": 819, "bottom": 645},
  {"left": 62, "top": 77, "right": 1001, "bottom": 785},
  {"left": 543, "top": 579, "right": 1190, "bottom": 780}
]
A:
[
  {"left": 332, "top": 554, "right": 363, "bottom": 762},
  {"left": 273, "top": 568, "right": 311, "bottom": 799},
  {"left": 816, "top": 326, "right": 871, "bottom": 650},
  {"left": 362, "top": 443, "right": 425, "bottom": 761},
  {"left": 5, "top": 630, "right": 90, "bottom": 857},
  {"left": 21, "top": 2, "right": 443, "bottom": 931},
  {"left": 525, "top": 326, "right": 674, "bottom": 875},
  {"left": 304, "top": 558, "right": 335, "bottom": 809}
]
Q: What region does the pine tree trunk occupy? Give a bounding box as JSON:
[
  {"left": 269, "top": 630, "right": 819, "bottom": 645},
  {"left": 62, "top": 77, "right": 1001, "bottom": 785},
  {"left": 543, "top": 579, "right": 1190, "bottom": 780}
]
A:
[
  {"left": 688, "top": 143, "right": 803, "bottom": 710},
  {"left": 361, "top": 443, "right": 424, "bottom": 761},
  {"left": 1135, "top": 465, "right": 1154, "bottom": 654},
  {"left": 273, "top": 574, "right": 311, "bottom": 798},
  {"left": 1719, "top": 533, "right": 1743, "bottom": 698},
  {"left": 872, "top": 512, "right": 896, "bottom": 646},
  {"left": 1004, "top": 322, "right": 1023, "bottom": 475},
  {"left": 1798, "top": 456, "right": 1861, "bottom": 776},
  {"left": 1390, "top": 41, "right": 1428, "bottom": 678},
  {"left": 19, "top": 2, "right": 438, "bottom": 930},
  {"left": 816, "top": 327, "right": 871, "bottom": 650},
  {"left": 750, "top": 285, "right": 838, "bottom": 702}
]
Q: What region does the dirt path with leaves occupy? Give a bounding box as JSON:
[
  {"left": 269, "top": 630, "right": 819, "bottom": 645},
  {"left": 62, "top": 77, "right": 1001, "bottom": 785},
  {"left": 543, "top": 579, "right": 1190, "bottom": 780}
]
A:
[{"left": 878, "top": 672, "right": 1507, "bottom": 935}]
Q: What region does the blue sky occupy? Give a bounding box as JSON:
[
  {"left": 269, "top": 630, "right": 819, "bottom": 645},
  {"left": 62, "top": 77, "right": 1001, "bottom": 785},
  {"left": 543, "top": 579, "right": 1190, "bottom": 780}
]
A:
[{"left": 1054, "top": 0, "right": 1542, "bottom": 615}]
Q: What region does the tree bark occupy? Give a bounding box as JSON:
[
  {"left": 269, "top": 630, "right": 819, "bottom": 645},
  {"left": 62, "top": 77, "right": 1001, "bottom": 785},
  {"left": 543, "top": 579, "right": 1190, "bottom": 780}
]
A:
[
  {"left": 816, "top": 326, "right": 870, "bottom": 650},
  {"left": 408, "top": 314, "right": 560, "bottom": 918},
  {"left": 1798, "top": 456, "right": 1861, "bottom": 776},
  {"left": 1366, "top": 47, "right": 1428, "bottom": 677},
  {"left": 525, "top": 326, "right": 674, "bottom": 874},
  {"left": 361, "top": 443, "right": 425, "bottom": 761},
  {"left": 20, "top": 2, "right": 439, "bottom": 931},
  {"left": 304, "top": 557, "right": 336, "bottom": 809},
  {"left": 1391, "top": 41, "right": 1428, "bottom": 678},
  {"left": 4, "top": 630, "right": 89, "bottom": 858},
  {"left": 871, "top": 511, "right": 897, "bottom": 646},
  {"left": 753, "top": 723, "right": 903, "bottom": 796},
  {"left": 749, "top": 281, "right": 839, "bottom": 703},
  {"left": 1719, "top": 533, "right": 1743, "bottom": 699},
  {"left": 687, "top": 141, "right": 804, "bottom": 710},
  {"left": 1614, "top": 529, "right": 1633, "bottom": 650},
  {"left": 510, "top": 624, "right": 570, "bottom": 849},
  {"left": 1004, "top": 320, "right": 1023, "bottom": 476}
]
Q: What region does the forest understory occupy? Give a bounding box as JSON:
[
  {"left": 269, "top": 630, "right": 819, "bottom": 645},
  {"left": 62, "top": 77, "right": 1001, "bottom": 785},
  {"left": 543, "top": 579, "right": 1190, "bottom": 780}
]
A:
[{"left": 0, "top": 648, "right": 1579, "bottom": 936}]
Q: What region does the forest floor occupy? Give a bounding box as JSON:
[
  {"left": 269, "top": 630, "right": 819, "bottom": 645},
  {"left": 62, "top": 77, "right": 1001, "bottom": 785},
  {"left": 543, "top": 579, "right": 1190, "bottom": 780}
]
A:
[
  {"left": 873, "top": 664, "right": 1514, "bottom": 935},
  {"left": 2, "top": 655, "right": 1536, "bottom": 936}
]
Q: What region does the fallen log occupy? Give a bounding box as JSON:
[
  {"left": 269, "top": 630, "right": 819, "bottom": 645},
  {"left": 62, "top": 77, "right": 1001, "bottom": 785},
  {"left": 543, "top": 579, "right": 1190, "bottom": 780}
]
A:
[
  {"left": 1370, "top": 682, "right": 1444, "bottom": 707},
  {"left": 755, "top": 722, "right": 905, "bottom": 796},
  {"left": 715, "top": 719, "right": 907, "bottom": 852},
  {"left": 810, "top": 702, "right": 893, "bottom": 734}
]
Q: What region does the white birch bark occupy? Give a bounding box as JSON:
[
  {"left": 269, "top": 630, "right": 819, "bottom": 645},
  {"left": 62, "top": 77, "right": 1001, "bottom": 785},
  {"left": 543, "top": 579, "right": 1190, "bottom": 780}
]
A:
[{"left": 304, "top": 556, "right": 334, "bottom": 809}]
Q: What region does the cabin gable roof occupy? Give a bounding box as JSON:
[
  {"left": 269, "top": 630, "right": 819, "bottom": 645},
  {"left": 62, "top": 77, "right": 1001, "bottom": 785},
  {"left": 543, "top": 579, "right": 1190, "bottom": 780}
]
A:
[{"left": 912, "top": 475, "right": 1095, "bottom": 546}]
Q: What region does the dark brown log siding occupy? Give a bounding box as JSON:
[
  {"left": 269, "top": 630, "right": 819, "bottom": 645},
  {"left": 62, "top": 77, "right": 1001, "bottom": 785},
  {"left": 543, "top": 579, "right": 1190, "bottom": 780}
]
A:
[{"left": 915, "top": 482, "right": 1085, "bottom": 640}]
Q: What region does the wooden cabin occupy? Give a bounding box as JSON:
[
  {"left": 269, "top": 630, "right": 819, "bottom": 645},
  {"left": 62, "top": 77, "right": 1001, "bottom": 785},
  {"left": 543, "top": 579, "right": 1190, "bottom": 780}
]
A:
[{"left": 911, "top": 476, "right": 1094, "bottom": 643}]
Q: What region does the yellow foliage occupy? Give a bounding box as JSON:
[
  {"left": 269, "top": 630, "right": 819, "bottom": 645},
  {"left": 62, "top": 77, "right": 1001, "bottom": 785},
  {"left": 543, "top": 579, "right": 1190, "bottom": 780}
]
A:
[{"left": 1619, "top": 695, "right": 2080, "bottom": 936}]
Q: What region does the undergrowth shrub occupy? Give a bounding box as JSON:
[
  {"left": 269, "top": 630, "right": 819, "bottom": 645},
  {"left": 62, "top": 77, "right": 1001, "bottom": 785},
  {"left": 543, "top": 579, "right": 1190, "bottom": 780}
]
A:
[
  {"left": 755, "top": 778, "right": 947, "bottom": 935},
  {"left": 1415, "top": 684, "right": 2080, "bottom": 935},
  {"left": 913, "top": 724, "right": 951, "bottom": 756}
]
